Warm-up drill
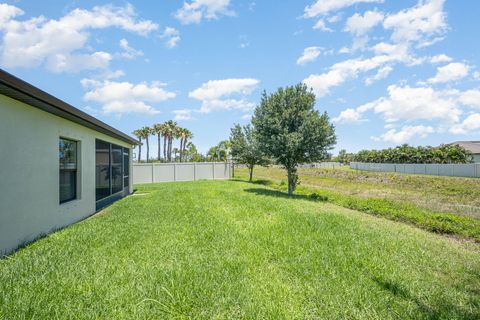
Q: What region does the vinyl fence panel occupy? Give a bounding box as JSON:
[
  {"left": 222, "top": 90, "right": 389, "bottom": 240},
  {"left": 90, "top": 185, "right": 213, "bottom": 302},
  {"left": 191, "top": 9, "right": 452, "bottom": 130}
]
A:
[
  {"left": 350, "top": 162, "right": 479, "bottom": 178},
  {"left": 133, "top": 162, "right": 233, "bottom": 184}
]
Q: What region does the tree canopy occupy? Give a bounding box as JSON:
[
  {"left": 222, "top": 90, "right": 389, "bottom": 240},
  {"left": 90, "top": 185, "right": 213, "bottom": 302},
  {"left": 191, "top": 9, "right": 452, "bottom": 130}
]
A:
[
  {"left": 230, "top": 124, "right": 269, "bottom": 182},
  {"left": 252, "top": 83, "right": 336, "bottom": 195}
]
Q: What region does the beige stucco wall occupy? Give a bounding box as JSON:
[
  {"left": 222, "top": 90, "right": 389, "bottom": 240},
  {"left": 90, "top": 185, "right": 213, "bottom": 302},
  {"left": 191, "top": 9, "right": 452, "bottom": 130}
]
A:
[{"left": 0, "top": 94, "right": 133, "bottom": 256}]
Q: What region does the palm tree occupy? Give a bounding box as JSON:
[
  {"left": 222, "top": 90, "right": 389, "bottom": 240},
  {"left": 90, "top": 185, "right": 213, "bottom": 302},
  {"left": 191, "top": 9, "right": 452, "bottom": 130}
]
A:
[
  {"left": 163, "top": 120, "right": 178, "bottom": 162},
  {"left": 152, "top": 123, "right": 164, "bottom": 161},
  {"left": 139, "top": 126, "right": 152, "bottom": 162},
  {"left": 172, "top": 125, "right": 181, "bottom": 162},
  {"left": 172, "top": 147, "right": 179, "bottom": 162},
  {"left": 132, "top": 129, "right": 143, "bottom": 162},
  {"left": 179, "top": 128, "right": 193, "bottom": 162}
]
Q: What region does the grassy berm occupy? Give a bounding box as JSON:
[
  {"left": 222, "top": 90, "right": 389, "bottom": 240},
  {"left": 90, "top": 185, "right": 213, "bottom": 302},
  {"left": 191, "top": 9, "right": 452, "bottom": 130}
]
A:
[{"left": 236, "top": 166, "right": 480, "bottom": 242}]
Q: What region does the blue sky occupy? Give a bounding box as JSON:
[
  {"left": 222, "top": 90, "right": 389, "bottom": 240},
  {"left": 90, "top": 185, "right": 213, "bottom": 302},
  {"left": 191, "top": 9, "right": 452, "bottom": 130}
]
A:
[{"left": 1, "top": 0, "right": 479, "bottom": 158}]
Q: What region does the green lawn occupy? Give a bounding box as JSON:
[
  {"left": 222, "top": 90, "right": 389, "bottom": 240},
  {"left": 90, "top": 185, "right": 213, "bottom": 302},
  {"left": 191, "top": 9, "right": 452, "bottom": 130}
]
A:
[
  {"left": 1, "top": 180, "right": 479, "bottom": 319},
  {"left": 236, "top": 166, "right": 480, "bottom": 242}
]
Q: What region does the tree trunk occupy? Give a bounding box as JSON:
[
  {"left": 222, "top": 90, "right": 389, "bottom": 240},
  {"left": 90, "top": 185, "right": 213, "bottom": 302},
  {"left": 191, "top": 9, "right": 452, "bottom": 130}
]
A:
[
  {"left": 138, "top": 137, "right": 142, "bottom": 162},
  {"left": 163, "top": 136, "right": 167, "bottom": 161},
  {"left": 146, "top": 137, "right": 150, "bottom": 163},
  {"left": 249, "top": 165, "right": 254, "bottom": 183},
  {"left": 168, "top": 137, "right": 172, "bottom": 162},
  {"left": 179, "top": 138, "right": 183, "bottom": 162},
  {"left": 157, "top": 134, "right": 161, "bottom": 161},
  {"left": 287, "top": 167, "right": 293, "bottom": 196}
]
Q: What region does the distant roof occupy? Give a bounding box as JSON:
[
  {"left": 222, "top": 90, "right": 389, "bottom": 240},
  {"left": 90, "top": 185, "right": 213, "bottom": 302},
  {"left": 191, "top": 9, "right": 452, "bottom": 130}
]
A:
[
  {"left": 450, "top": 141, "right": 480, "bottom": 154},
  {"left": 0, "top": 68, "right": 139, "bottom": 145}
]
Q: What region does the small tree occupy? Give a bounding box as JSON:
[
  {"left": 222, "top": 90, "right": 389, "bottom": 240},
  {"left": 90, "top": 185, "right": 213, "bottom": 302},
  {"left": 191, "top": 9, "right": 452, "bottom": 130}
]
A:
[
  {"left": 252, "top": 83, "right": 336, "bottom": 195},
  {"left": 230, "top": 124, "right": 269, "bottom": 182}
]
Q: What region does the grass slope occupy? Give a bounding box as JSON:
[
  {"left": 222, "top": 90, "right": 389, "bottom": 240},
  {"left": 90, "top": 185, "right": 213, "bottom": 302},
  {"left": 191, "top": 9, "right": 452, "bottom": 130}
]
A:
[
  {"left": 236, "top": 167, "right": 480, "bottom": 242},
  {"left": 1, "top": 180, "right": 479, "bottom": 319}
]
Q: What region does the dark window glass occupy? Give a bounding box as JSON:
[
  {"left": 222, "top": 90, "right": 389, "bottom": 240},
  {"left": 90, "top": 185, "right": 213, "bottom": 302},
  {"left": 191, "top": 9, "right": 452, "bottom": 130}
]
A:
[
  {"left": 95, "top": 140, "right": 110, "bottom": 201},
  {"left": 111, "top": 144, "right": 123, "bottom": 194},
  {"left": 59, "top": 138, "right": 77, "bottom": 203},
  {"left": 123, "top": 148, "right": 129, "bottom": 188},
  {"left": 96, "top": 140, "right": 129, "bottom": 202}
]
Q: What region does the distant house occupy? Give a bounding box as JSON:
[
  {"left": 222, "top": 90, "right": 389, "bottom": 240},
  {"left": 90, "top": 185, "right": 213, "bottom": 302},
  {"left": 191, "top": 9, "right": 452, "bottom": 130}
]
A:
[
  {"left": 0, "top": 69, "right": 139, "bottom": 255},
  {"left": 451, "top": 141, "right": 480, "bottom": 163}
]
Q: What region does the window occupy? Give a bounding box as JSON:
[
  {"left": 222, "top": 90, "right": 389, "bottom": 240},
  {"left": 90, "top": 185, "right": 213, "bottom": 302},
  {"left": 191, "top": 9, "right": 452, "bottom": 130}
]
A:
[
  {"left": 96, "top": 139, "right": 130, "bottom": 203},
  {"left": 59, "top": 138, "right": 77, "bottom": 203}
]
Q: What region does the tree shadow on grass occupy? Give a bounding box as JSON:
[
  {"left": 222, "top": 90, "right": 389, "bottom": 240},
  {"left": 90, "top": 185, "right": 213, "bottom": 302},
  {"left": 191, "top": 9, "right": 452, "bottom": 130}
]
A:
[
  {"left": 244, "top": 188, "right": 328, "bottom": 203},
  {"left": 230, "top": 178, "right": 276, "bottom": 187},
  {"left": 372, "top": 276, "right": 480, "bottom": 320}
]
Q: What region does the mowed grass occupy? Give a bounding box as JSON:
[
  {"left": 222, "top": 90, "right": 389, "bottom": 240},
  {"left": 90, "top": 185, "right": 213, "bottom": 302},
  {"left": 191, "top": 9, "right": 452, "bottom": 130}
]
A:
[
  {"left": 1, "top": 180, "right": 479, "bottom": 319},
  {"left": 236, "top": 166, "right": 480, "bottom": 242}
]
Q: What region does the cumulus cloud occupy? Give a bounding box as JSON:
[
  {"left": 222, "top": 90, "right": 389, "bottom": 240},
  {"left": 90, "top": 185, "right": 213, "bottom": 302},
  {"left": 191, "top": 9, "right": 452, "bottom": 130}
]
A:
[
  {"left": 160, "top": 27, "right": 181, "bottom": 48},
  {"left": 427, "top": 62, "right": 469, "bottom": 84},
  {"left": 430, "top": 54, "right": 452, "bottom": 64},
  {"left": 383, "top": 0, "right": 447, "bottom": 46},
  {"left": 189, "top": 78, "right": 259, "bottom": 101},
  {"left": 173, "top": 109, "right": 194, "bottom": 121},
  {"left": 313, "top": 19, "right": 333, "bottom": 32},
  {"left": 303, "top": 50, "right": 411, "bottom": 97},
  {"left": 345, "top": 10, "right": 384, "bottom": 35},
  {"left": 119, "top": 39, "right": 143, "bottom": 59},
  {"left": 188, "top": 78, "right": 259, "bottom": 114},
  {"left": 449, "top": 114, "right": 480, "bottom": 134},
  {"left": 372, "top": 125, "right": 434, "bottom": 143},
  {"left": 0, "top": 3, "right": 158, "bottom": 72},
  {"left": 297, "top": 47, "right": 322, "bottom": 65},
  {"left": 81, "top": 79, "right": 175, "bottom": 115},
  {"left": 304, "top": 0, "right": 383, "bottom": 18},
  {"left": 174, "top": 0, "right": 234, "bottom": 25}
]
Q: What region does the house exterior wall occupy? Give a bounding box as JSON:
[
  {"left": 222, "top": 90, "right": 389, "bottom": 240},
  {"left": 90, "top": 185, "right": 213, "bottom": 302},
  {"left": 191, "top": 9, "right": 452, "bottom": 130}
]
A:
[
  {"left": 0, "top": 94, "right": 133, "bottom": 256},
  {"left": 473, "top": 154, "right": 480, "bottom": 163}
]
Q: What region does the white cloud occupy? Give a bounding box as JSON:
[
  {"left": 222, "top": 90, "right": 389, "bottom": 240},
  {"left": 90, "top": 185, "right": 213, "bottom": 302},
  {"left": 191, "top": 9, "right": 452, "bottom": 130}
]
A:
[
  {"left": 81, "top": 79, "right": 175, "bottom": 115},
  {"left": 119, "top": 39, "right": 143, "bottom": 59},
  {"left": 449, "top": 113, "right": 480, "bottom": 135},
  {"left": 173, "top": 109, "right": 194, "bottom": 121},
  {"left": 430, "top": 54, "right": 452, "bottom": 64},
  {"left": 198, "top": 99, "right": 255, "bottom": 113},
  {"left": 345, "top": 10, "right": 384, "bottom": 35},
  {"left": 303, "top": 52, "right": 408, "bottom": 97},
  {"left": 474, "top": 71, "right": 480, "bottom": 80},
  {"left": 364, "top": 65, "right": 393, "bottom": 85},
  {"left": 297, "top": 46, "right": 322, "bottom": 65},
  {"left": 0, "top": 4, "right": 158, "bottom": 72},
  {"left": 333, "top": 108, "right": 364, "bottom": 123},
  {"left": 383, "top": 0, "right": 447, "bottom": 46},
  {"left": 313, "top": 19, "right": 333, "bottom": 32},
  {"left": 174, "top": 0, "right": 234, "bottom": 25},
  {"left": 189, "top": 78, "right": 259, "bottom": 101},
  {"left": 304, "top": 0, "right": 383, "bottom": 18},
  {"left": 372, "top": 125, "right": 434, "bottom": 143},
  {"left": 160, "top": 27, "right": 181, "bottom": 48},
  {"left": 427, "top": 62, "right": 469, "bottom": 84},
  {"left": 458, "top": 89, "right": 480, "bottom": 109},
  {"left": 188, "top": 78, "right": 259, "bottom": 114}
]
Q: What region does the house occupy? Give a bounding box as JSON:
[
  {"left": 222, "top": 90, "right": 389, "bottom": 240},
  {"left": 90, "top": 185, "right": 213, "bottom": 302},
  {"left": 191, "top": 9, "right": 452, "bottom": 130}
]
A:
[
  {"left": 451, "top": 141, "right": 480, "bottom": 163},
  {"left": 0, "top": 69, "right": 139, "bottom": 256}
]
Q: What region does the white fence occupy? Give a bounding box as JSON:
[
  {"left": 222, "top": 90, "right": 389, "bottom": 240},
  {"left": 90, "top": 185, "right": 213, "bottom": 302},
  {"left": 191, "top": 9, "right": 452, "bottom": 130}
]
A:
[
  {"left": 350, "top": 162, "right": 480, "bottom": 178},
  {"left": 298, "top": 162, "right": 343, "bottom": 169},
  {"left": 133, "top": 162, "right": 233, "bottom": 184}
]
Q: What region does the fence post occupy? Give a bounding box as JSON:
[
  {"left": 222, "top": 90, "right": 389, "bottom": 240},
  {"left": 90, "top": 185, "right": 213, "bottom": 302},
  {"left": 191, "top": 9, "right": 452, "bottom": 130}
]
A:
[
  {"left": 174, "top": 163, "right": 177, "bottom": 182},
  {"left": 151, "top": 163, "right": 154, "bottom": 183},
  {"left": 212, "top": 162, "right": 215, "bottom": 180},
  {"left": 194, "top": 162, "right": 197, "bottom": 181}
]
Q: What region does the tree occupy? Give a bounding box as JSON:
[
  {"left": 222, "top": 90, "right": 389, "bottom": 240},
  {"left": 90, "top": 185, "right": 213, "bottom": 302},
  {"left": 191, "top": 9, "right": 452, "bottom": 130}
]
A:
[
  {"left": 139, "top": 126, "right": 152, "bottom": 162},
  {"left": 152, "top": 123, "right": 164, "bottom": 161},
  {"left": 162, "top": 120, "right": 178, "bottom": 162},
  {"left": 230, "top": 124, "right": 269, "bottom": 182},
  {"left": 132, "top": 129, "right": 143, "bottom": 162},
  {"left": 207, "top": 140, "right": 231, "bottom": 161},
  {"left": 179, "top": 128, "right": 193, "bottom": 162},
  {"left": 252, "top": 83, "right": 336, "bottom": 195}
]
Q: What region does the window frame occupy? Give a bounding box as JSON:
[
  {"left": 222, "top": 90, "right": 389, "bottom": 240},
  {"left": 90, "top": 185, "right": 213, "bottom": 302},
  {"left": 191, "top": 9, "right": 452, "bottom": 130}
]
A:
[{"left": 59, "top": 137, "right": 79, "bottom": 204}]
